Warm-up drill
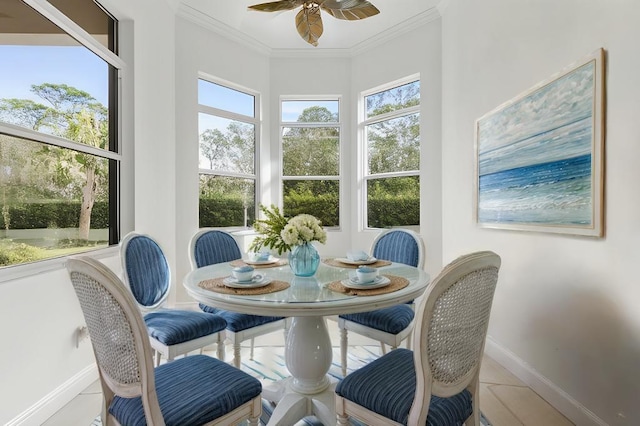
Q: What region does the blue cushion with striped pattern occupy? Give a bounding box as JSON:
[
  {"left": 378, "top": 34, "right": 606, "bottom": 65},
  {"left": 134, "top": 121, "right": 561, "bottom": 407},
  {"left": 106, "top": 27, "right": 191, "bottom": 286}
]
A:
[
  {"left": 144, "top": 310, "right": 227, "bottom": 345},
  {"left": 339, "top": 304, "right": 414, "bottom": 334},
  {"left": 335, "top": 348, "right": 472, "bottom": 425},
  {"left": 124, "top": 235, "right": 170, "bottom": 307},
  {"left": 109, "top": 355, "right": 261, "bottom": 426},
  {"left": 194, "top": 231, "right": 243, "bottom": 266},
  {"left": 372, "top": 230, "right": 421, "bottom": 267},
  {"left": 199, "top": 304, "right": 283, "bottom": 332}
]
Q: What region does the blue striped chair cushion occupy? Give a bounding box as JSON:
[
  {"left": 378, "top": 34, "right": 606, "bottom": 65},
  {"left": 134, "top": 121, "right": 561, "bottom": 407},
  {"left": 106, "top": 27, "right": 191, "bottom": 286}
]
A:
[
  {"left": 194, "top": 231, "right": 243, "bottom": 266},
  {"left": 339, "top": 304, "right": 414, "bottom": 334},
  {"left": 124, "top": 235, "right": 170, "bottom": 306},
  {"left": 373, "top": 231, "right": 420, "bottom": 267},
  {"left": 199, "top": 304, "right": 283, "bottom": 332},
  {"left": 110, "top": 355, "right": 261, "bottom": 426},
  {"left": 335, "top": 348, "right": 472, "bottom": 425},
  {"left": 144, "top": 310, "right": 227, "bottom": 345}
]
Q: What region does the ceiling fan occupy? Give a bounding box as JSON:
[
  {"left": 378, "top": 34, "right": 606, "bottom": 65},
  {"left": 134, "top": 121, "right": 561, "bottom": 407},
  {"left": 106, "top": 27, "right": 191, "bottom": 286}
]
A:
[{"left": 247, "top": 0, "right": 380, "bottom": 47}]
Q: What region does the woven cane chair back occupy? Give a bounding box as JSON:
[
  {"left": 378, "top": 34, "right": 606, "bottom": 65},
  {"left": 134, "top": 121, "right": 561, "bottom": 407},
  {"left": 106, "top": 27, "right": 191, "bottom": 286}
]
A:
[
  {"left": 409, "top": 251, "right": 501, "bottom": 424},
  {"left": 67, "top": 257, "right": 155, "bottom": 399}
]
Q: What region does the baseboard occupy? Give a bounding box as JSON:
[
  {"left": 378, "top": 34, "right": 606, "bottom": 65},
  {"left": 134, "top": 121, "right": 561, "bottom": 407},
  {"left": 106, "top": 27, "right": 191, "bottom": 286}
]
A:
[
  {"left": 484, "top": 336, "right": 607, "bottom": 426},
  {"left": 6, "top": 364, "right": 98, "bottom": 426}
]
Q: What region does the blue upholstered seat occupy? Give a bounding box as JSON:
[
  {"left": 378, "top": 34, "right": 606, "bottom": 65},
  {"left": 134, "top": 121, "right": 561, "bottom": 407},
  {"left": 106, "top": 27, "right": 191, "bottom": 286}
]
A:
[
  {"left": 121, "top": 232, "right": 227, "bottom": 365},
  {"left": 110, "top": 355, "right": 262, "bottom": 426},
  {"left": 339, "top": 304, "right": 414, "bottom": 334},
  {"left": 145, "top": 310, "right": 227, "bottom": 345},
  {"left": 189, "top": 229, "right": 288, "bottom": 367},
  {"left": 338, "top": 229, "right": 425, "bottom": 376},
  {"left": 199, "top": 303, "right": 283, "bottom": 332},
  {"left": 336, "top": 349, "right": 472, "bottom": 425}
]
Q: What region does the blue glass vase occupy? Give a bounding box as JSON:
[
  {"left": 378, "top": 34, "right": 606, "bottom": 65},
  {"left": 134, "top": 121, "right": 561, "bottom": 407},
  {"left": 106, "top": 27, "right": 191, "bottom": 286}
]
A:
[{"left": 288, "top": 242, "right": 320, "bottom": 277}]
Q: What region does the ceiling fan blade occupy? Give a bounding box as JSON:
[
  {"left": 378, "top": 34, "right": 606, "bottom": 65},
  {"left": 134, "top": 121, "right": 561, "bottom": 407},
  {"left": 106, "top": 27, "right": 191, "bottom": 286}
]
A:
[
  {"left": 295, "top": 5, "right": 323, "bottom": 46},
  {"left": 248, "top": 0, "right": 303, "bottom": 12},
  {"left": 320, "top": 0, "right": 380, "bottom": 20}
]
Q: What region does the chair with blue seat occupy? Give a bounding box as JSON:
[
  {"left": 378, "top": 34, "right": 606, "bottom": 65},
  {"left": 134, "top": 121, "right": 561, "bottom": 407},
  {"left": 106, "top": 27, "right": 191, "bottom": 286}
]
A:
[
  {"left": 120, "top": 232, "right": 227, "bottom": 366},
  {"left": 338, "top": 228, "right": 425, "bottom": 377},
  {"left": 335, "top": 250, "right": 501, "bottom": 426},
  {"left": 189, "top": 229, "right": 289, "bottom": 368},
  {"left": 66, "top": 256, "right": 262, "bottom": 426}
]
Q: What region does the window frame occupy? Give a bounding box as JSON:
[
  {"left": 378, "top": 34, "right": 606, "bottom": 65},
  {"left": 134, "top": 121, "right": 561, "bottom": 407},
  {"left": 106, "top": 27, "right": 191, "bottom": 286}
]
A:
[
  {"left": 279, "top": 95, "right": 342, "bottom": 229},
  {"left": 359, "top": 75, "right": 421, "bottom": 230},
  {"left": 0, "top": 0, "right": 123, "bottom": 279},
  {"left": 197, "top": 74, "right": 261, "bottom": 228}
]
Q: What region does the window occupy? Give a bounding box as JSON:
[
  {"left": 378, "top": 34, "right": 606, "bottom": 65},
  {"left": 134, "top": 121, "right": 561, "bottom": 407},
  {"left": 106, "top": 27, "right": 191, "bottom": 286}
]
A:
[
  {"left": 281, "top": 99, "right": 340, "bottom": 227},
  {"left": 198, "top": 78, "right": 258, "bottom": 227},
  {"left": 0, "top": 0, "right": 122, "bottom": 268},
  {"left": 362, "top": 79, "right": 420, "bottom": 228}
]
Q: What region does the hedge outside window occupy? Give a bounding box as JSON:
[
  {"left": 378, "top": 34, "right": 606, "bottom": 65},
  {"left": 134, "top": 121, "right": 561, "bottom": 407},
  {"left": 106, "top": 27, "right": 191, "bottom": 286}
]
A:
[{"left": 0, "top": 0, "right": 120, "bottom": 267}]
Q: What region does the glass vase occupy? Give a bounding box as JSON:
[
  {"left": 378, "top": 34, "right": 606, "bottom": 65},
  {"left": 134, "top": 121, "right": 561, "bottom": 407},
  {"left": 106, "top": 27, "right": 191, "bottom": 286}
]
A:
[{"left": 288, "top": 242, "right": 320, "bottom": 277}]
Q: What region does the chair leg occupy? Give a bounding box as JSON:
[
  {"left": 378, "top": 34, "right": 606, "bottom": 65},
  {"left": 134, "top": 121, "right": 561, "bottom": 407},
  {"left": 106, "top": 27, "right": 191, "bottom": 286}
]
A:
[
  {"left": 250, "top": 337, "right": 255, "bottom": 360},
  {"left": 340, "top": 327, "right": 348, "bottom": 377},
  {"left": 406, "top": 332, "right": 412, "bottom": 350},
  {"left": 217, "top": 335, "right": 225, "bottom": 361},
  {"left": 380, "top": 342, "right": 387, "bottom": 355},
  {"left": 337, "top": 414, "right": 350, "bottom": 426},
  {"left": 155, "top": 351, "right": 161, "bottom": 367},
  {"left": 233, "top": 343, "right": 241, "bottom": 368}
]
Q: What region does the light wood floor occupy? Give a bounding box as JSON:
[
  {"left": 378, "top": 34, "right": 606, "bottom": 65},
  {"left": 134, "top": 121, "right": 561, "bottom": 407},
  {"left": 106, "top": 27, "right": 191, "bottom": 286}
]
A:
[{"left": 43, "top": 320, "right": 574, "bottom": 426}]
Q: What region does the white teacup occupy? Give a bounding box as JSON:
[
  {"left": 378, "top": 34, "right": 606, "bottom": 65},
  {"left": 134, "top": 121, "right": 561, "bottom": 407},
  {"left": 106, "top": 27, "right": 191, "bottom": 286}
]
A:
[
  {"left": 356, "top": 266, "right": 378, "bottom": 283},
  {"left": 232, "top": 265, "right": 255, "bottom": 282}
]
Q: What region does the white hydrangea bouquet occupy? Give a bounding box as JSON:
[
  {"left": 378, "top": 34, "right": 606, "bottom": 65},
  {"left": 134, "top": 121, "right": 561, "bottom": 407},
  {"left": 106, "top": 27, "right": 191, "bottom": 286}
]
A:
[{"left": 250, "top": 204, "right": 326, "bottom": 255}]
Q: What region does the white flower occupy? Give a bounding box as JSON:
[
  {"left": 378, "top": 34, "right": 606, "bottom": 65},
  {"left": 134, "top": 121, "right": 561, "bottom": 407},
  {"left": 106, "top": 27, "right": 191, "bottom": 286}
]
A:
[{"left": 281, "top": 214, "right": 326, "bottom": 246}]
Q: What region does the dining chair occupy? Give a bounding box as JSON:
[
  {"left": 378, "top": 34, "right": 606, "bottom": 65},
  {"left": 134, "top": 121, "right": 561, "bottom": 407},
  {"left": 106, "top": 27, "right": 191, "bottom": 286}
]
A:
[
  {"left": 338, "top": 228, "right": 425, "bottom": 376},
  {"left": 66, "top": 256, "right": 262, "bottom": 426},
  {"left": 121, "top": 231, "right": 227, "bottom": 366},
  {"left": 189, "top": 229, "right": 289, "bottom": 368},
  {"left": 335, "top": 250, "right": 501, "bottom": 426}
]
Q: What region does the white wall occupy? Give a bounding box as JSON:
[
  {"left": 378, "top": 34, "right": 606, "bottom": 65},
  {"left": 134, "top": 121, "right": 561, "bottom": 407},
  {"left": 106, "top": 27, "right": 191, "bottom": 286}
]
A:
[
  {"left": 441, "top": 1, "right": 640, "bottom": 424},
  {"left": 0, "top": 0, "right": 178, "bottom": 424}
]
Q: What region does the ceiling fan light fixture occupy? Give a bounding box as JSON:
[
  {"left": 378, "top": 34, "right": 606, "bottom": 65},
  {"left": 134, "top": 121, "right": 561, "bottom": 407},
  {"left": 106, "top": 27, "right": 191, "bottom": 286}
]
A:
[{"left": 248, "top": 0, "right": 380, "bottom": 47}]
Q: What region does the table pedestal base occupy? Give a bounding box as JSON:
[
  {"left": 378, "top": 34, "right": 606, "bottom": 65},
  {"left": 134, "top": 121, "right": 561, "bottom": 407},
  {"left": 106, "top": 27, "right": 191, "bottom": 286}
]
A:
[{"left": 263, "top": 315, "right": 336, "bottom": 425}]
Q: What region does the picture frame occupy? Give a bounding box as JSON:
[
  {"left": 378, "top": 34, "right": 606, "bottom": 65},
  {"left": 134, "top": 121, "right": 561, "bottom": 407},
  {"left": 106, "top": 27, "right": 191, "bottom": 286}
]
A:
[{"left": 474, "top": 48, "right": 605, "bottom": 237}]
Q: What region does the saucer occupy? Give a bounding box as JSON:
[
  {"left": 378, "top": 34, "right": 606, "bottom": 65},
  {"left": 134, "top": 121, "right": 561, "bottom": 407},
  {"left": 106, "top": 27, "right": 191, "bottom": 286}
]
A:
[
  {"left": 223, "top": 274, "right": 271, "bottom": 289},
  {"left": 244, "top": 256, "right": 279, "bottom": 265},
  {"left": 335, "top": 256, "right": 378, "bottom": 265},
  {"left": 341, "top": 275, "right": 390, "bottom": 290}
]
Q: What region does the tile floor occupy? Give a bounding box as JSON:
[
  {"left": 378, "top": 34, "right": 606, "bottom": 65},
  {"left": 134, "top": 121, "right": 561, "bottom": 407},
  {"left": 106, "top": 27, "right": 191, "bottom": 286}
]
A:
[{"left": 42, "top": 319, "right": 574, "bottom": 426}]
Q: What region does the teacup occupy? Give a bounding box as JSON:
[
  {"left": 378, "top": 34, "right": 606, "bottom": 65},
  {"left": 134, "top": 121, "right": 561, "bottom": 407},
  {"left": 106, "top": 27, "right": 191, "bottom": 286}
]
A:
[
  {"left": 232, "top": 265, "right": 255, "bottom": 282},
  {"left": 356, "top": 265, "right": 378, "bottom": 283}
]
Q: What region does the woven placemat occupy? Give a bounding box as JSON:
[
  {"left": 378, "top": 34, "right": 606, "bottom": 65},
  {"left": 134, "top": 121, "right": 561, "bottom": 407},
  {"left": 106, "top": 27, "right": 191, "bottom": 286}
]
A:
[
  {"left": 198, "top": 277, "right": 290, "bottom": 295},
  {"left": 229, "top": 259, "right": 288, "bottom": 269},
  {"left": 327, "top": 274, "right": 408, "bottom": 296},
  {"left": 323, "top": 258, "right": 392, "bottom": 269}
]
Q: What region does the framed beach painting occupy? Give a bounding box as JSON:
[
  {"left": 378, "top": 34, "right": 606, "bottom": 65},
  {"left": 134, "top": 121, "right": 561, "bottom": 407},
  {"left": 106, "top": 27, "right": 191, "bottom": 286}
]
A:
[{"left": 475, "top": 48, "right": 605, "bottom": 237}]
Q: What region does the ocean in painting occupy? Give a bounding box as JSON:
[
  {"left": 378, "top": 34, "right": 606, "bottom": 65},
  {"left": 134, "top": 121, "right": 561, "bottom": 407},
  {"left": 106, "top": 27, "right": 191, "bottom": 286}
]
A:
[{"left": 478, "top": 154, "right": 592, "bottom": 225}]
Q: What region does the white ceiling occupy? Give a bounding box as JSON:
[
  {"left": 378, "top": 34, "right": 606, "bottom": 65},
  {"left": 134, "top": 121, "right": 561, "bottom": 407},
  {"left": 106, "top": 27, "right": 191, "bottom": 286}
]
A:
[{"left": 177, "top": 0, "right": 442, "bottom": 53}]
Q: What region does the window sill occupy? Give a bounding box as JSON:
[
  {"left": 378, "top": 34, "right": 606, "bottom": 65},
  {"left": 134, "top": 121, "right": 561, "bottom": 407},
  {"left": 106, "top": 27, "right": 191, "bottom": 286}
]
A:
[{"left": 0, "top": 245, "right": 120, "bottom": 285}]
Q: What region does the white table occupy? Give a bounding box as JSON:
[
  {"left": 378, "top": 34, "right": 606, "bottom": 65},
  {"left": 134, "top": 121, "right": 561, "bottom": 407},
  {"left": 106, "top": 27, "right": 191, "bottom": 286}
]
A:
[{"left": 183, "top": 261, "right": 430, "bottom": 426}]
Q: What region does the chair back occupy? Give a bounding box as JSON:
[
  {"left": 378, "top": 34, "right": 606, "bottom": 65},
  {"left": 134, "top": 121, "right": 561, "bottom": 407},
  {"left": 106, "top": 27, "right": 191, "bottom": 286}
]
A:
[
  {"left": 371, "top": 229, "right": 425, "bottom": 269},
  {"left": 66, "top": 257, "right": 158, "bottom": 405},
  {"left": 409, "top": 251, "right": 501, "bottom": 424},
  {"left": 120, "top": 232, "right": 170, "bottom": 309},
  {"left": 189, "top": 229, "right": 242, "bottom": 269}
]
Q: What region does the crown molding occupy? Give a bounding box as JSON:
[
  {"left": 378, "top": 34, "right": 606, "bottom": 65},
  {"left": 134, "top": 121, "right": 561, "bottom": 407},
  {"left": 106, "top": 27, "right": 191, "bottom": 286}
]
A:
[
  {"left": 176, "top": 3, "right": 272, "bottom": 57},
  {"left": 176, "top": 3, "right": 443, "bottom": 59},
  {"left": 349, "top": 6, "right": 442, "bottom": 56},
  {"left": 436, "top": 0, "right": 451, "bottom": 16}
]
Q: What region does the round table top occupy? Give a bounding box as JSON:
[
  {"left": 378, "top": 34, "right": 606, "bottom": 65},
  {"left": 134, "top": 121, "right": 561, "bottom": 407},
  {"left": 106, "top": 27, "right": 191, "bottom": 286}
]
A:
[{"left": 183, "top": 260, "right": 431, "bottom": 317}]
